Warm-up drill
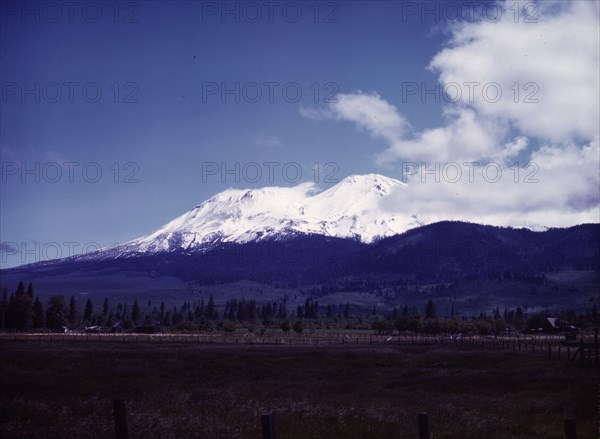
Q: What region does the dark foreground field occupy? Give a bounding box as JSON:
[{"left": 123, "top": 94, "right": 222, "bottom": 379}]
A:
[{"left": 0, "top": 342, "right": 596, "bottom": 439}]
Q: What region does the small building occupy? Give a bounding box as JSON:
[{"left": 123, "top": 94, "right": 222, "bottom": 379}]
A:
[
  {"left": 541, "top": 317, "right": 578, "bottom": 337},
  {"left": 112, "top": 322, "right": 124, "bottom": 333}
]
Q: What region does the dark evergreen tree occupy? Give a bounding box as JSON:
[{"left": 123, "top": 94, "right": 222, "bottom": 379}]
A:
[
  {"left": 131, "top": 299, "right": 140, "bottom": 323},
  {"left": 515, "top": 306, "right": 524, "bottom": 320},
  {"left": 493, "top": 307, "right": 501, "bottom": 320},
  {"left": 206, "top": 295, "right": 216, "bottom": 320},
  {"left": 0, "top": 288, "right": 8, "bottom": 329},
  {"left": 26, "top": 282, "right": 34, "bottom": 299},
  {"left": 402, "top": 304, "right": 409, "bottom": 317},
  {"left": 84, "top": 299, "right": 93, "bottom": 323},
  {"left": 102, "top": 298, "right": 109, "bottom": 317},
  {"left": 262, "top": 302, "right": 274, "bottom": 325},
  {"left": 68, "top": 296, "right": 77, "bottom": 325},
  {"left": 10, "top": 281, "right": 33, "bottom": 329},
  {"left": 33, "top": 297, "right": 44, "bottom": 328},
  {"left": 46, "top": 295, "right": 68, "bottom": 329},
  {"left": 159, "top": 302, "right": 166, "bottom": 320},
  {"left": 425, "top": 299, "right": 436, "bottom": 319}
]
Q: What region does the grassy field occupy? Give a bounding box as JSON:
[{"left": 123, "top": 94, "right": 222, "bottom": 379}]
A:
[{"left": 0, "top": 341, "right": 596, "bottom": 438}]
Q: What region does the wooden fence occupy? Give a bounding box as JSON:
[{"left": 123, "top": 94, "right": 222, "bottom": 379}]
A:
[
  {"left": 111, "top": 399, "right": 581, "bottom": 439},
  {"left": 2, "top": 330, "right": 598, "bottom": 366}
]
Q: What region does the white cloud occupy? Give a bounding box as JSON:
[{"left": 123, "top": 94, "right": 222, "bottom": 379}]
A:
[
  {"left": 330, "top": 92, "right": 411, "bottom": 143},
  {"left": 374, "top": 106, "right": 504, "bottom": 164},
  {"left": 429, "top": 0, "right": 600, "bottom": 144},
  {"left": 299, "top": 0, "right": 600, "bottom": 228},
  {"left": 382, "top": 139, "right": 599, "bottom": 228}
]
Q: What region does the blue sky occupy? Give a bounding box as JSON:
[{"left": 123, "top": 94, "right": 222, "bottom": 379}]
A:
[{"left": 1, "top": 1, "right": 599, "bottom": 267}]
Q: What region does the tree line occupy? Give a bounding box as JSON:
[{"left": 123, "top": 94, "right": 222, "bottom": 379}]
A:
[{"left": 1, "top": 281, "right": 598, "bottom": 334}]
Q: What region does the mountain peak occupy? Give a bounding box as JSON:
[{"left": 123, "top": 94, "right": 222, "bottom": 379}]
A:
[
  {"left": 337, "top": 173, "right": 405, "bottom": 196},
  {"left": 97, "top": 174, "right": 417, "bottom": 257},
  {"left": 341, "top": 173, "right": 403, "bottom": 185}
]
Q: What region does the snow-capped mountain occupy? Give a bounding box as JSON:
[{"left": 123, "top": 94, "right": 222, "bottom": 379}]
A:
[{"left": 102, "top": 174, "right": 423, "bottom": 258}]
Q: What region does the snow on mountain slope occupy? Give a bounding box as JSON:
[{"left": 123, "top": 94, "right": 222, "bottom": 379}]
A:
[{"left": 99, "top": 174, "right": 424, "bottom": 258}]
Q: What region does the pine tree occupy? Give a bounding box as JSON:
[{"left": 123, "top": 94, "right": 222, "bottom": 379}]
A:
[
  {"left": 0, "top": 288, "right": 7, "bottom": 329},
  {"left": 102, "top": 298, "right": 109, "bottom": 317},
  {"left": 33, "top": 297, "right": 44, "bottom": 328},
  {"left": 425, "top": 299, "right": 436, "bottom": 319},
  {"left": 131, "top": 299, "right": 140, "bottom": 323},
  {"left": 84, "top": 299, "right": 93, "bottom": 323},
  {"left": 515, "top": 307, "right": 524, "bottom": 320},
  {"left": 206, "top": 295, "right": 216, "bottom": 320},
  {"left": 11, "top": 281, "right": 33, "bottom": 329},
  {"left": 344, "top": 303, "right": 350, "bottom": 319},
  {"left": 412, "top": 306, "right": 420, "bottom": 318},
  {"left": 26, "top": 282, "right": 34, "bottom": 299},
  {"left": 278, "top": 302, "right": 287, "bottom": 319},
  {"left": 68, "top": 296, "right": 77, "bottom": 325},
  {"left": 493, "top": 307, "right": 501, "bottom": 320},
  {"left": 46, "top": 295, "right": 68, "bottom": 329}
]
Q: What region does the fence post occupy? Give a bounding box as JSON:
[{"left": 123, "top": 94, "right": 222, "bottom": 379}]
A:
[
  {"left": 594, "top": 328, "right": 598, "bottom": 365},
  {"left": 418, "top": 413, "right": 429, "bottom": 439},
  {"left": 564, "top": 419, "right": 577, "bottom": 439},
  {"left": 113, "top": 399, "right": 128, "bottom": 439},
  {"left": 261, "top": 413, "right": 275, "bottom": 439}
]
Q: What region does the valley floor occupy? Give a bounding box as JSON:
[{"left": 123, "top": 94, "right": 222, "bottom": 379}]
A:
[{"left": 0, "top": 341, "right": 596, "bottom": 438}]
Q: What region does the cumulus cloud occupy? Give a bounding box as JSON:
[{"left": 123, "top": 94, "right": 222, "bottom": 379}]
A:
[
  {"left": 300, "top": 0, "right": 599, "bottom": 228},
  {"left": 382, "top": 139, "right": 599, "bottom": 228},
  {"left": 430, "top": 0, "right": 600, "bottom": 144}
]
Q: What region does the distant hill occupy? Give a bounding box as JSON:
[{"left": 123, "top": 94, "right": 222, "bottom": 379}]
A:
[{"left": 1, "top": 222, "right": 598, "bottom": 314}]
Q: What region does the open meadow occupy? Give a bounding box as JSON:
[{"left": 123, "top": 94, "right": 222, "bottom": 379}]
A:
[{"left": 0, "top": 339, "right": 596, "bottom": 439}]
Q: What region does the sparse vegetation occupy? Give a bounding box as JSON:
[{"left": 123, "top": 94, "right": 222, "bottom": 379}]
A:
[
  {"left": 0, "top": 342, "right": 596, "bottom": 438},
  {"left": 1, "top": 282, "right": 598, "bottom": 336}
]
